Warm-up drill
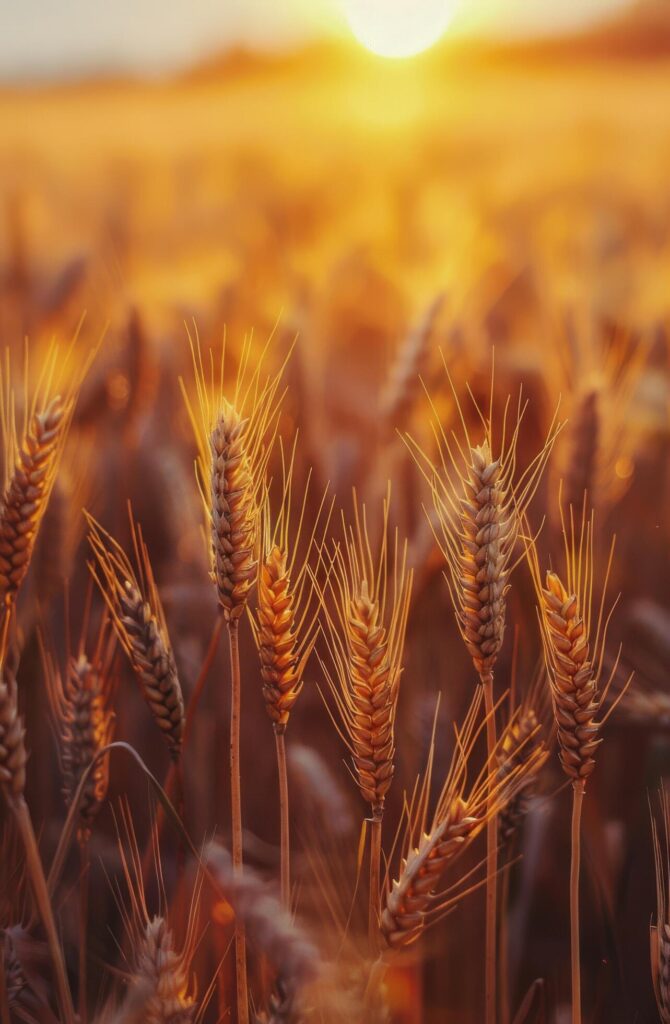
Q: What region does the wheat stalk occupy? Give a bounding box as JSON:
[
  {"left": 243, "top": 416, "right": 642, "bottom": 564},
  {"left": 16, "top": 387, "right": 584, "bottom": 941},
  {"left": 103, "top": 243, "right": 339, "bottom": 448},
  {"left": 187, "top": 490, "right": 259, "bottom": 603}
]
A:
[
  {"left": 404, "top": 356, "right": 560, "bottom": 1023},
  {"left": 527, "top": 501, "right": 629, "bottom": 1024},
  {"left": 317, "top": 487, "right": 412, "bottom": 945},
  {"left": 86, "top": 509, "right": 184, "bottom": 762},
  {"left": 250, "top": 439, "right": 331, "bottom": 907},
  {"left": 182, "top": 326, "right": 290, "bottom": 1024},
  {"left": 0, "top": 663, "right": 75, "bottom": 1024}
]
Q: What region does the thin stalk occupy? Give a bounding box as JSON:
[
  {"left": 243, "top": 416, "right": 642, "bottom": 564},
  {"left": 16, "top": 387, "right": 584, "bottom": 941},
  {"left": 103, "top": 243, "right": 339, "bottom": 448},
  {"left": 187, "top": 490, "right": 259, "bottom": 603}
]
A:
[
  {"left": 483, "top": 674, "right": 498, "bottom": 1024},
  {"left": 570, "top": 781, "right": 585, "bottom": 1024},
  {"left": 369, "top": 813, "right": 383, "bottom": 948},
  {"left": 499, "top": 853, "right": 513, "bottom": 1024},
  {"left": 274, "top": 728, "right": 290, "bottom": 909},
  {"left": 11, "top": 797, "right": 75, "bottom": 1024},
  {"left": 78, "top": 839, "right": 90, "bottom": 1024},
  {"left": 228, "top": 619, "right": 248, "bottom": 1024}
]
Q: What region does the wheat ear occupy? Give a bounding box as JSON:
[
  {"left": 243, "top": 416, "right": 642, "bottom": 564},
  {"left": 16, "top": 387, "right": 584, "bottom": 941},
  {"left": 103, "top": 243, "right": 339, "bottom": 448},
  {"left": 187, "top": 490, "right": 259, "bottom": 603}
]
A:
[
  {"left": 381, "top": 692, "right": 547, "bottom": 950},
  {"left": 527, "top": 502, "right": 629, "bottom": 1024},
  {"left": 251, "top": 438, "right": 332, "bottom": 906},
  {"left": 182, "top": 326, "right": 290, "bottom": 1024},
  {"left": 111, "top": 801, "right": 200, "bottom": 1024},
  {"left": 405, "top": 356, "right": 560, "bottom": 1024},
  {"left": 380, "top": 292, "right": 445, "bottom": 436},
  {"left": 86, "top": 509, "right": 184, "bottom": 761},
  {"left": 0, "top": 338, "right": 92, "bottom": 637},
  {"left": 317, "top": 487, "right": 412, "bottom": 947}
]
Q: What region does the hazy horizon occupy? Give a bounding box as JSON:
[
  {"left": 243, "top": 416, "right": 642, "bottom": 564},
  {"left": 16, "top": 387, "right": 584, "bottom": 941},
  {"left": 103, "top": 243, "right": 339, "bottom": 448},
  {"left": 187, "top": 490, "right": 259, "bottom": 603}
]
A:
[{"left": 0, "top": 0, "right": 635, "bottom": 82}]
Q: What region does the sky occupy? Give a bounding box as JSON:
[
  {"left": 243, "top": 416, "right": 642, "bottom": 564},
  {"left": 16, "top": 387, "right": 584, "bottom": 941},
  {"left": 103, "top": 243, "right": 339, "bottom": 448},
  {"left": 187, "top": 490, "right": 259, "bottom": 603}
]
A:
[{"left": 0, "top": 0, "right": 634, "bottom": 81}]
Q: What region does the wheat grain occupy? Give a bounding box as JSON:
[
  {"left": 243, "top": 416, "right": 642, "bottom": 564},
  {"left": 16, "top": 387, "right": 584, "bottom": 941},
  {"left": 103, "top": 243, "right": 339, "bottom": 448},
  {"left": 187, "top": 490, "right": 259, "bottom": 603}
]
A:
[{"left": 0, "top": 670, "right": 26, "bottom": 801}]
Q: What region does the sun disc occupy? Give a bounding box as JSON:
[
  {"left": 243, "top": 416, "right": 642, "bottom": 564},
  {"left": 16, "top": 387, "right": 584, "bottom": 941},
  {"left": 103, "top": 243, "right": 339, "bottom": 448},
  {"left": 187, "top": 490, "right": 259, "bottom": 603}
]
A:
[{"left": 341, "top": 0, "right": 455, "bottom": 58}]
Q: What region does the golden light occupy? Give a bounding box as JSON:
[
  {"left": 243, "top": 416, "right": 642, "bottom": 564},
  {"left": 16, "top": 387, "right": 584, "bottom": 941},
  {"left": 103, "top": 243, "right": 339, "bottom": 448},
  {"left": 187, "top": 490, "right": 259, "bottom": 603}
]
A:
[{"left": 340, "top": 0, "right": 455, "bottom": 58}]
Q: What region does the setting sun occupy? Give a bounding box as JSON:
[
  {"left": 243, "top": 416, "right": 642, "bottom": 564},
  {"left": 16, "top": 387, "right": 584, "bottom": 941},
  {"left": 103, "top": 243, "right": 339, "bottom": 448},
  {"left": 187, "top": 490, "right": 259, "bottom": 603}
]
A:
[{"left": 340, "top": 0, "right": 456, "bottom": 57}]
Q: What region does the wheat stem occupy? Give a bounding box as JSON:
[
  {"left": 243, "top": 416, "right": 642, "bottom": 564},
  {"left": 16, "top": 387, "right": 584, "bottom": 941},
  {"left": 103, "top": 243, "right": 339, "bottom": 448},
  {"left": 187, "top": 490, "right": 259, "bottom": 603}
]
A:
[
  {"left": 499, "top": 852, "right": 513, "bottom": 1024},
  {"left": 11, "top": 796, "right": 75, "bottom": 1024},
  {"left": 275, "top": 728, "right": 290, "bottom": 910},
  {"left": 570, "top": 781, "right": 584, "bottom": 1024},
  {"left": 483, "top": 674, "right": 498, "bottom": 1024},
  {"left": 79, "top": 838, "right": 89, "bottom": 1024},
  {"left": 228, "top": 618, "right": 249, "bottom": 1024},
  {"left": 369, "top": 813, "right": 383, "bottom": 948}
]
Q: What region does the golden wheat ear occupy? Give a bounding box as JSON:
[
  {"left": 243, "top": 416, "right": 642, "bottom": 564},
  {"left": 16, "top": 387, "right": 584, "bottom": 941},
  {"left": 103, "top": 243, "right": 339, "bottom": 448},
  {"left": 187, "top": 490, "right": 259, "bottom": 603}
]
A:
[
  {"left": 107, "top": 799, "right": 201, "bottom": 1023},
  {"left": 251, "top": 437, "right": 333, "bottom": 734},
  {"left": 317, "top": 485, "right": 412, "bottom": 820},
  {"left": 85, "top": 506, "right": 185, "bottom": 761},
  {"left": 42, "top": 600, "right": 116, "bottom": 843},
  {"left": 0, "top": 336, "right": 95, "bottom": 627},
  {"left": 525, "top": 501, "right": 630, "bottom": 787},
  {"left": 380, "top": 691, "right": 547, "bottom": 951},
  {"left": 180, "top": 324, "right": 291, "bottom": 623},
  {"left": 496, "top": 663, "right": 551, "bottom": 849},
  {"left": 404, "top": 354, "right": 562, "bottom": 686}
]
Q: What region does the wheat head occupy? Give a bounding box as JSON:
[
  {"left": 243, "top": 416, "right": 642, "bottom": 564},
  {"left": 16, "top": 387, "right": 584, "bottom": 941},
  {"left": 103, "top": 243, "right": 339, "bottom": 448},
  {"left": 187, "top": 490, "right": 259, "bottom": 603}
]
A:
[{"left": 86, "top": 510, "right": 184, "bottom": 760}]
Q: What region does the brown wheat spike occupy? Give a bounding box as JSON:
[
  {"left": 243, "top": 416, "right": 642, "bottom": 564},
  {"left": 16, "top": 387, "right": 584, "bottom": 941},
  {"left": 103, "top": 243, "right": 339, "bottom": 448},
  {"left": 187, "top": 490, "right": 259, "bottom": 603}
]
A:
[
  {"left": 560, "top": 387, "right": 600, "bottom": 518},
  {"left": 497, "top": 668, "right": 551, "bottom": 848},
  {"left": 251, "top": 439, "right": 332, "bottom": 733},
  {"left": 317, "top": 487, "right": 412, "bottom": 818},
  {"left": 205, "top": 842, "right": 319, "bottom": 1020},
  {"left": 404, "top": 354, "right": 561, "bottom": 686},
  {"left": 43, "top": 608, "right": 116, "bottom": 841},
  {"left": 380, "top": 292, "right": 445, "bottom": 435},
  {"left": 651, "top": 788, "right": 670, "bottom": 1024},
  {"left": 526, "top": 501, "right": 628, "bottom": 785},
  {"left": 547, "top": 312, "right": 650, "bottom": 520},
  {"left": 0, "top": 336, "right": 93, "bottom": 619},
  {"left": 380, "top": 692, "right": 547, "bottom": 950},
  {"left": 0, "top": 669, "right": 27, "bottom": 801},
  {"left": 111, "top": 801, "right": 200, "bottom": 1024},
  {"left": 180, "top": 324, "right": 291, "bottom": 622},
  {"left": 86, "top": 508, "right": 184, "bottom": 760}
]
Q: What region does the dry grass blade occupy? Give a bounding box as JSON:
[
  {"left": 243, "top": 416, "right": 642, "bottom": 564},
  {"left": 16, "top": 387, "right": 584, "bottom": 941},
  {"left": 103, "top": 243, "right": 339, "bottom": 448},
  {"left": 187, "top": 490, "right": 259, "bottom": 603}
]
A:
[{"left": 86, "top": 509, "right": 184, "bottom": 761}]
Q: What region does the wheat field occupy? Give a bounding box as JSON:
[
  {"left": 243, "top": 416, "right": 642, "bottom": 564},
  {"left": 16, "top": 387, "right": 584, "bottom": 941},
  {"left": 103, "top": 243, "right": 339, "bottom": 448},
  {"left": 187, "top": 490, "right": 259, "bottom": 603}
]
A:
[{"left": 0, "top": 24, "right": 669, "bottom": 1024}]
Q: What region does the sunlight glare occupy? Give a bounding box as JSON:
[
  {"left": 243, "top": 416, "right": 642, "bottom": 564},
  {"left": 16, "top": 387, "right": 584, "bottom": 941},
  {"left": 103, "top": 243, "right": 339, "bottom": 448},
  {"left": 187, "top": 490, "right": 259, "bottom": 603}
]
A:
[{"left": 340, "top": 0, "right": 456, "bottom": 58}]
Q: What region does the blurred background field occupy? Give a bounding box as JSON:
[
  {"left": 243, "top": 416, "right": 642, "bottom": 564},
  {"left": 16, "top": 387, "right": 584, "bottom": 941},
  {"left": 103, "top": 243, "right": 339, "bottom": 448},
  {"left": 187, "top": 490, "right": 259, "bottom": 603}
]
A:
[{"left": 1, "top": 2, "right": 670, "bottom": 1022}]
